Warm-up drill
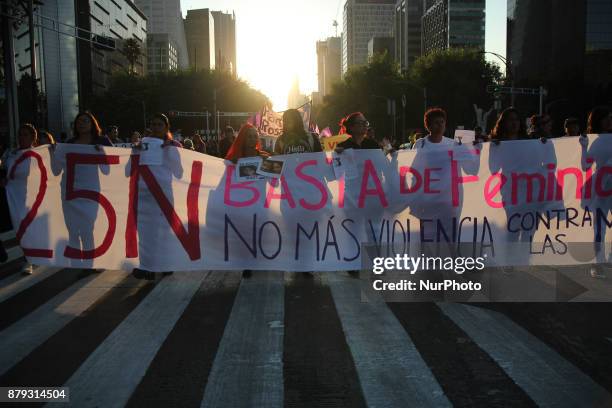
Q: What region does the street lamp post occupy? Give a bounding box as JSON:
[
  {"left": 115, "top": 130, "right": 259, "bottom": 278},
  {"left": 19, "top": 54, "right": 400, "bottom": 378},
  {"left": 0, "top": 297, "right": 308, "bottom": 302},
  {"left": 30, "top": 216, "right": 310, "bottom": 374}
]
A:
[
  {"left": 27, "top": 0, "right": 38, "bottom": 125},
  {"left": 480, "top": 51, "right": 514, "bottom": 106}
]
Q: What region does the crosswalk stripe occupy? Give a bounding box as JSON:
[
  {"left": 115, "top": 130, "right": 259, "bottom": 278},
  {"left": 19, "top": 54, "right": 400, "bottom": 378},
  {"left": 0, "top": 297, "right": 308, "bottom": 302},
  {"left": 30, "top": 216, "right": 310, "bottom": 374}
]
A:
[
  {"left": 126, "top": 271, "right": 242, "bottom": 408},
  {"left": 50, "top": 271, "right": 208, "bottom": 408},
  {"left": 0, "top": 270, "right": 125, "bottom": 375},
  {"left": 282, "top": 272, "right": 367, "bottom": 407},
  {"left": 5, "top": 245, "right": 23, "bottom": 264},
  {"left": 0, "top": 231, "right": 16, "bottom": 242},
  {"left": 0, "top": 265, "right": 62, "bottom": 303},
  {"left": 201, "top": 271, "right": 284, "bottom": 408},
  {"left": 438, "top": 303, "right": 612, "bottom": 407},
  {"left": 324, "top": 273, "right": 451, "bottom": 408}
]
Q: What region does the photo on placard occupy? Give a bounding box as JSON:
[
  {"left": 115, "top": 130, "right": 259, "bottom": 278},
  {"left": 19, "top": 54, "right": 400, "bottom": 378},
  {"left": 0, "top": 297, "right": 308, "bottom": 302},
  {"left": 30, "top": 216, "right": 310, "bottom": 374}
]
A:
[
  {"left": 257, "top": 158, "right": 285, "bottom": 178},
  {"left": 236, "top": 157, "right": 265, "bottom": 182}
]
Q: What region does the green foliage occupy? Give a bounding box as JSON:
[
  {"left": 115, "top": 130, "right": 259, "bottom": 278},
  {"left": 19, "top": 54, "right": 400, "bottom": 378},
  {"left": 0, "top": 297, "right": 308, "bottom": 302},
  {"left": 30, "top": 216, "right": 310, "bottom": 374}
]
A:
[
  {"left": 90, "top": 70, "right": 270, "bottom": 136},
  {"left": 409, "top": 48, "right": 502, "bottom": 130},
  {"left": 314, "top": 48, "right": 502, "bottom": 139},
  {"left": 314, "top": 51, "right": 421, "bottom": 138}
]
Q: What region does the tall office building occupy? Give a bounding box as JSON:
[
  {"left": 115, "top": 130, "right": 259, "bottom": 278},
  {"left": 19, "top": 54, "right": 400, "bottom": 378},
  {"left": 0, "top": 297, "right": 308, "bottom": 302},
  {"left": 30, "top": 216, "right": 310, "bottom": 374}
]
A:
[
  {"left": 211, "top": 11, "right": 237, "bottom": 77},
  {"left": 507, "top": 0, "right": 612, "bottom": 123},
  {"left": 75, "top": 0, "right": 148, "bottom": 108},
  {"left": 184, "top": 9, "right": 215, "bottom": 71},
  {"left": 1, "top": 0, "right": 147, "bottom": 139},
  {"left": 421, "top": 0, "right": 485, "bottom": 55},
  {"left": 507, "top": 0, "right": 585, "bottom": 85},
  {"left": 368, "top": 36, "right": 395, "bottom": 59},
  {"left": 10, "top": 0, "right": 80, "bottom": 136},
  {"left": 134, "top": 0, "right": 189, "bottom": 70},
  {"left": 342, "top": 0, "right": 395, "bottom": 76},
  {"left": 316, "top": 37, "right": 341, "bottom": 97},
  {"left": 147, "top": 33, "right": 179, "bottom": 73},
  {"left": 584, "top": 0, "right": 612, "bottom": 89},
  {"left": 287, "top": 77, "right": 308, "bottom": 109},
  {"left": 394, "top": 0, "right": 424, "bottom": 71}
]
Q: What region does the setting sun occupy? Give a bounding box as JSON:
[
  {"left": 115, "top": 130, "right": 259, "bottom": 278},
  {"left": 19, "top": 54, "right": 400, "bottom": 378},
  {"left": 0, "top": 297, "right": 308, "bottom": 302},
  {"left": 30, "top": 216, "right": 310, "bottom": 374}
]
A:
[{"left": 183, "top": 0, "right": 339, "bottom": 110}]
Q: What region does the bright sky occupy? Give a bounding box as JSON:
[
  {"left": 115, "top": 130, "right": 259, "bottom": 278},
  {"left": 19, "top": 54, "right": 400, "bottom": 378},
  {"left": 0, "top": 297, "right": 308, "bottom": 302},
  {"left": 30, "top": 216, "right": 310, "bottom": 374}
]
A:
[{"left": 182, "top": 0, "right": 506, "bottom": 111}]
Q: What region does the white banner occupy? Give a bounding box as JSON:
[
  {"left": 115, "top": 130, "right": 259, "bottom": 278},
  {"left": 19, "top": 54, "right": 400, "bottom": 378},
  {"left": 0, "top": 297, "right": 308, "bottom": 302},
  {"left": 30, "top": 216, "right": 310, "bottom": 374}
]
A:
[{"left": 5, "top": 135, "right": 611, "bottom": 271}]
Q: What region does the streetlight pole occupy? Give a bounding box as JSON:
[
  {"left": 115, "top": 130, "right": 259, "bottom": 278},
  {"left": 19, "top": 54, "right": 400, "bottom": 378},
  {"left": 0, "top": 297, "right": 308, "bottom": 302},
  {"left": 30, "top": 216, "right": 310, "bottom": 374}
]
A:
[
  {"left": 480, "top": 51, "right": 513, "bottom": 106},
  {"left": 27, "top": 0, "right": 38, "bottom": 125},
  {"left": 213, "top": 88, "right": 217, "bottom": 140}
]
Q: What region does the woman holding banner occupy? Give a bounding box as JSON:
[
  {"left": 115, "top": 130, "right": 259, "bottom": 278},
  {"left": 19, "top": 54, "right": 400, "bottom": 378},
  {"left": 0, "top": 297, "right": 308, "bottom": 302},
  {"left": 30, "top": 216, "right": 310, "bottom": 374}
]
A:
[
  {"left": 67, "top": 112, "right": 113, "bottom": 146},
  {"left": 132, "top": 113, "right": 183, "bottom": 280},
  {"left": 581, "top": 106, "right": 612, "bottom": 278},
  {"left": 225, "top": 123, "right": 270, "bottom": 162},
  {"left": 274, "top": 109, "right": 322, "bottom": 155},
  {"left": 336, "top": 112, "right": 380, "bottom": 151},
  {"left": 0, "top": 124, "right": 39, "bottom": 266}
]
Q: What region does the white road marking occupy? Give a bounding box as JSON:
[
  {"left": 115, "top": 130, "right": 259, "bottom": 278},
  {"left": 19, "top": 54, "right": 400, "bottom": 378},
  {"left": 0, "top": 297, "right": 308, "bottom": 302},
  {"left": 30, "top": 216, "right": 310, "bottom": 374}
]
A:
[
  {"left": 0, "top": 270, "right": 126, "bottom": 375},
  {"left": 439, "top": 303, "right": 612, "bottom": 408},
  {"left": 0, "top": 265, "right": 62, "bottom": 303},
  {"left": 201, "top": 271, "right": 284, "bottom": 408},
  {"left": 52, "top": 271, "right": 208, "bottom": 408},
  {"left": 325, "top": 273, "right": 451, "bottom": 408}
]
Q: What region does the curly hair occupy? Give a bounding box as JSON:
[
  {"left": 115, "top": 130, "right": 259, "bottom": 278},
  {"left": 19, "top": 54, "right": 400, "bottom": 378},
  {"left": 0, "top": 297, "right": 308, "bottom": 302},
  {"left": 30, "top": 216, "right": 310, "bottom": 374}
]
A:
[{"left": 423, "top": 108, "right": 447, "bottom": 131}]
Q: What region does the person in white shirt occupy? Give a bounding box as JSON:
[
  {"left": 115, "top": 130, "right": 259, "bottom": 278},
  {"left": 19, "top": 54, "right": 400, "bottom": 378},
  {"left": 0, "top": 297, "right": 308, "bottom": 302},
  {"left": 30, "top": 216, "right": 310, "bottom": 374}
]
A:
[{"left": 412, "top": 108, "right": 454, "bottom": 149}]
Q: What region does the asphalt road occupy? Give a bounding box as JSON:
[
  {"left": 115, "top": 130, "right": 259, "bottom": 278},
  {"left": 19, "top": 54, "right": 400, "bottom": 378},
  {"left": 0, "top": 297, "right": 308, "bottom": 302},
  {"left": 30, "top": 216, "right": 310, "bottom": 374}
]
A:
[{"left": 1, "top": 231, "right": 612, "bottom": 408}]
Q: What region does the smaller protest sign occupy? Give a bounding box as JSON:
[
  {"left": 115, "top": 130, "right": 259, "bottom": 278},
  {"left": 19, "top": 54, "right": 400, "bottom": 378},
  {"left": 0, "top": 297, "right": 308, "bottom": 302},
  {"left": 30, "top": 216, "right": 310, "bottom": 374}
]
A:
[
  {"left": 140, "top": 137, "right": 164, "bottom": 166},
  {"left": 329, "top": 150, "right": 357, "bottom": 181},
  {"left": 257, "top": 158, "right": 285, "bottom": 178},
  {"left": 454, "top": 129, "right": 475, "bottom": 144},
  {"left": 236, "top": 157, "right": 265, "bottom": 182}
]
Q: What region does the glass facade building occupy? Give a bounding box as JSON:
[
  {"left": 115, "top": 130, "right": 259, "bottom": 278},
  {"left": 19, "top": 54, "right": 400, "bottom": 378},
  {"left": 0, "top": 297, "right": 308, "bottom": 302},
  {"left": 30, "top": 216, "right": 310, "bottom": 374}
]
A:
[
  {"left": 342, "top": 0, "right": 395, "bottom": 76},
  {"left": 134, "top": 0, "right": 189, "bottom": 69},
  {"left": 147, "top": 33, "right": 178, "bottom": 73},
  {"left": 0, "top": 0, "right": 147, "bottom": 144},
  {"left": 421, "top": 0, "right": 485, "bottom": 55},
  {"left": 76, "top": 0, "right": 147, "bottom": 108},
  {"left": 394, "top": 0, "right": 423, "bottom": 71}
]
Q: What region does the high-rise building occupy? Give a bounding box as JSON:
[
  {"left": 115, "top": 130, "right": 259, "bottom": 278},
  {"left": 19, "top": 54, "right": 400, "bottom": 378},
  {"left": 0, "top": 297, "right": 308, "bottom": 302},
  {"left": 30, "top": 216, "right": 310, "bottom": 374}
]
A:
[
  {"left": 507, "top": 0, "right": 587, "bottom": 86},
  {"left": 394, "top": 0, "right": 424, "bottom": 71},
  {"left": 507, "top": 0, "right": 612, "bottom": 124},
  {"left": 184, "top": 9, "right": 215, "bottom": 71},
  {"left": 147, "top": 33, "right": 179, "bottom": 73},
  {"left": 1, "top": 0, "right": 147, "bottom": 140},
  {"left": 3, "top": 0, "right": 79, "bottom": 137},
  {"left": 368, "top": 36, "right": 395, "bottom": 59},
  {"left": 134, "top": 0, "right": 189, "bottom": 69},
  {"left": 211, "top": 11, "right": 237, "bottom": 77},
  {"left": 584, "top": 1, "right": 612, "bottom": 90},
  {"left": 342, "top": 0, "right": 395, "bottom": 76},
  {"left": 287, "top": 77, "right": 308, "bottom": 109},
  {"left": 75, "top": 0, "right": 148, "bottom": 108},
  {"left": 421, "top": 0, "right": 485, "bottom": 55},
  {"left": 316, "top": 37, "right": 341, "bottom": 97}
]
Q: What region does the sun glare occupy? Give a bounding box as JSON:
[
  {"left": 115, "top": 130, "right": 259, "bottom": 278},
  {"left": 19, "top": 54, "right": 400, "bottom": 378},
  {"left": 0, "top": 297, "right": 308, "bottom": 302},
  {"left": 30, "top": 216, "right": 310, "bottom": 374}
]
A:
[{"left": 234, "top": 1, "right": 324, "bottom": 111}]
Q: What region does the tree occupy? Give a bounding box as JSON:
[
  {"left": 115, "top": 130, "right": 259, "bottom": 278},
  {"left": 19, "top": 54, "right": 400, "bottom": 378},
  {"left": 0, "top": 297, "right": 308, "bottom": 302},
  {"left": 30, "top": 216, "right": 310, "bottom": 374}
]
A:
[
  {"left": 409, "top": 48, "right": 502, "bottom": 131},
  {"left": 313, "top": 52, "right": 422, "bottom": 140},
  {"left": 90, "top": 70, "right": 270, "bottom": 135},
  {"left": 122, "top": 38, "right": 142, "bottom": 75},
  {"left": 314, "top": 48, "right": 503, "bottom": 140}
]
